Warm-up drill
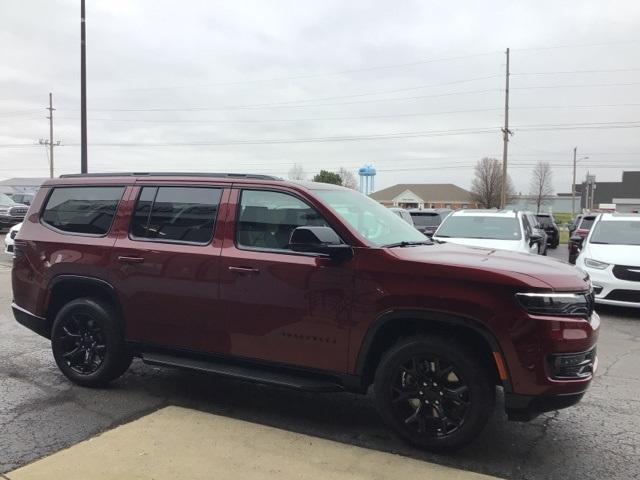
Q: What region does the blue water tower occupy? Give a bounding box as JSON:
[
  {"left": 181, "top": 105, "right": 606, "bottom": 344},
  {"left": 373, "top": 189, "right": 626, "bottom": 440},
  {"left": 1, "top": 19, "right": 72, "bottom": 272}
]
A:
[{"left": 358, "top": 165, "right": 376, "bottom": 195}]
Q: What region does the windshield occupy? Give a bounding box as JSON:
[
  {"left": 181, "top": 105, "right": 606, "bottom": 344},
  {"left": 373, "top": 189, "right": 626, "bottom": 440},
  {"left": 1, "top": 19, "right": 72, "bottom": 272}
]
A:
[
  {"left": 536, "top": 215, "right": 555, "bottom": 227},
  {"left": 410, "top": 212, "right": 441, "bottom": 227},
  {"left": 436, "top": 215, "right": 522, "bottom": 240},
  {"left": 579, "top": 217, "right": 595, "bottom": 230},
  {"left": 590, "top": 220, "right": 640, "bottom": 246},
  {"left": 0, "top": 193, "right": 17, "bottom": 206},
  {"left": 314, "top": 189, "right": 427, "bottom": 247}
]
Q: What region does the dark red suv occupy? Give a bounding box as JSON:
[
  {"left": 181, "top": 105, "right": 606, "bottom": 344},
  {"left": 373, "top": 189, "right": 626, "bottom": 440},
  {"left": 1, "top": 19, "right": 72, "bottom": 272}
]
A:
[{"left": 12, "top": 173, "right": 599, "bottom": 451}]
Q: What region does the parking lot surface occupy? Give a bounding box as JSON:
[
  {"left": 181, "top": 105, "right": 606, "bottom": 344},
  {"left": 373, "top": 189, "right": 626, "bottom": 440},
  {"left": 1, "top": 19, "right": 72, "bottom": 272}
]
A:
[{"left": 1, "top": 236, "right": 639, "bottom": 479}]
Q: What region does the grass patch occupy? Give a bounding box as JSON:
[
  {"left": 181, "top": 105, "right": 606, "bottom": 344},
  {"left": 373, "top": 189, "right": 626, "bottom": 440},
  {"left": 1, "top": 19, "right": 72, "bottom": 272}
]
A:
[{"left": 559, "top": 230, "right": 570, "bottom": 244}]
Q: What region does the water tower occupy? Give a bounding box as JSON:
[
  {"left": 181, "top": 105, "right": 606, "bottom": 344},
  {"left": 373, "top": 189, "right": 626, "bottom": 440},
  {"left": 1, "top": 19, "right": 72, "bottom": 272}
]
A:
[{"left": 358, "top": 165, "right": 376, "bottom": 195}]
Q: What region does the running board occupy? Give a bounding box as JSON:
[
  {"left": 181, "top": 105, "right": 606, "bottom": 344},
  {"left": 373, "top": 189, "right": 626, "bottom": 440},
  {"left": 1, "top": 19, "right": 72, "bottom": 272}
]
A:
[{"left": 142, "top": 352, "right": 344, "bottom": 393}]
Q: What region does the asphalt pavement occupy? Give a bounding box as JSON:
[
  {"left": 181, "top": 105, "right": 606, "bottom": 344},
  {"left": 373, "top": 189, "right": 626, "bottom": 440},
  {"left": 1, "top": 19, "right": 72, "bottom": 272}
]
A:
[{"left": 1, "top": 236, "right": 639, "bottom": 479}]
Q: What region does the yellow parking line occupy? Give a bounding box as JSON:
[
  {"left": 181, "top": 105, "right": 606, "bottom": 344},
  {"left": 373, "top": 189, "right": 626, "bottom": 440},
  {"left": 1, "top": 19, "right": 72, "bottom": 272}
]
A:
[{"left": 7, "top": 406, "right": 502, "bottom": 480}]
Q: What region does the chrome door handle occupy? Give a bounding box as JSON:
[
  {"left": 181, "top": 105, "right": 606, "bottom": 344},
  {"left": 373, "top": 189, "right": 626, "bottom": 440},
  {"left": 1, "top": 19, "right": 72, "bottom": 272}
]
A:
[
  {"left": 228, "top": 266, "right": 259, "bottom": 274},
  {"left": 118, "top": 255, "right": 145, "bottom": 264}
]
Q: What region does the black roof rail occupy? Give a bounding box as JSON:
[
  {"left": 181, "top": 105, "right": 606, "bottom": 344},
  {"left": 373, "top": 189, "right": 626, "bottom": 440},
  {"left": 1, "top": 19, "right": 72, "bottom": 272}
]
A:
[{"left": 58, "top": 172, "right": 282, "bottom": 180}]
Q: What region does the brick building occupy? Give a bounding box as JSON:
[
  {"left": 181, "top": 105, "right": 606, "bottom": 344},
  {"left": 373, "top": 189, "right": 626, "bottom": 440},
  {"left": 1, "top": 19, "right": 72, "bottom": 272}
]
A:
[{"left": 369, "top": 184, "right": 478, "bottom": 210}]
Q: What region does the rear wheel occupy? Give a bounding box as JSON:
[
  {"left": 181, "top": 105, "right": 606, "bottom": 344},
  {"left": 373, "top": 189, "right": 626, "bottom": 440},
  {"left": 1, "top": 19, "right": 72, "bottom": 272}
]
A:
[
  {"left": 374, "top": 335, "right": 495, "bottom": 452},
  {"left": 51, "top": 298, "right": 132, "bottom": 387}
]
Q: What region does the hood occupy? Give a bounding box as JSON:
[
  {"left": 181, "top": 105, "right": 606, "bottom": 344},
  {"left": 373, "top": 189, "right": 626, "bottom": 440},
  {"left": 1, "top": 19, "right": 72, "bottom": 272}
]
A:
[
  {"left": 387, "top": 242, "right": 589, "bottom": 291},
  {"left": 432, "top": 236, "right": 522, "bottom": 252},
  {"left": 583, "top": 243, "right": 640, "bottom": 266}
]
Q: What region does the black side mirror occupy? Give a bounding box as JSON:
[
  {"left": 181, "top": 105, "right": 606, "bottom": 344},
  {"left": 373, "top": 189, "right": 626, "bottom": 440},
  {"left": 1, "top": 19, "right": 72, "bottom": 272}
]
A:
[
  {"left": 569, "top": 235, "right": 584, "bottom": 249},
  {"left": 289, "top": 226, "right": 353, "bottom": 261},
  {"left": 529, "top": 233, "right": 542, "bottom": 246}
]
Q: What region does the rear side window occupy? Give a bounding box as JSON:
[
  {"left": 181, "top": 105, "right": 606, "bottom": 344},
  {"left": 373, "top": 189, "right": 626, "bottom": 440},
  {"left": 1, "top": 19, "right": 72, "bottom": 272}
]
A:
[
  {"left": 130, "top": 186, "right": 221, "bottom": 244},
  {"left": 42, "top": 186, "right": 125, "bottom": 235}
]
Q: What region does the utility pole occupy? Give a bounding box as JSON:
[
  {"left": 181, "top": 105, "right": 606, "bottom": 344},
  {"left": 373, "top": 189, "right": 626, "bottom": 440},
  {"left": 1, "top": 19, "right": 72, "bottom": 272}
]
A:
[
  {"left": 80, "top": 0, "right": 88, "bottom": 173},
  {"left": 500, "top": 47, "right": 512, "bottom": 208},
  {"left": 572, "top": 147, "right": 577, "bottom": 217},
  {"left": 47, "top": 93, "right": 55, "bottom": 178},
  {"left": 39, "top": 93, "right": 60, "bottom": 178}
]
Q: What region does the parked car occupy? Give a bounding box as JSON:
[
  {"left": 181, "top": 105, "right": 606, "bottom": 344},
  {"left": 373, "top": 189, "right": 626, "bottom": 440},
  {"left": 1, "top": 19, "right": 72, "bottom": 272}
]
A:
[
  {"left": 388, "top": 207, "right": 414, "bottom": 225},
  {"left": 9, "top": 192, "right": 35, "bottom": 206},
  {"left": 569, "top": 214, "right": 597, "bottom": 264},
  {"left": 12, "top": 173, "right": 598, "bottom": 452},
  {"left": 432, "top": 210, "right": 545, "bottom": 255},
  {"left": 0, "top": 193, "right": 28, "bottom": 230},
  {"left": 4, "top": 222, "right": 21, "bottom": 255},
  {"left": 535, "top": 213, "right": 560, "bottom": 249},
  {"left": 575, "top": 213, "right": 640, "bottom": 308},
  {"left": 524, "top": 212, "right": 548, "bottom": 255},
  {"left": 408, "top": 208, "right": 452, "bottom": 237}
]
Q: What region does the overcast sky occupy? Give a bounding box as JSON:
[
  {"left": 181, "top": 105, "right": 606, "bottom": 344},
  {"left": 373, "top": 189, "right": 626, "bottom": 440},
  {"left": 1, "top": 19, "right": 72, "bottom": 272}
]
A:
[{"left": 1, "top": 0, "right": 639, "bottom": 193}]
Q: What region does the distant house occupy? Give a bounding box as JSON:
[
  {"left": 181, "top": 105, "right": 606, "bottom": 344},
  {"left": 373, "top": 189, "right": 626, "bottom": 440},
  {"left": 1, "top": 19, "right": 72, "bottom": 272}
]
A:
[
  {"left": 0, "top": 177, "right": 47, "bottom": 195},
  {"left": 574, "top": 171, "right": 640, "bottom": 213},
  {"left": 369, "top": 184, "right": 478, "bottom": 210}
]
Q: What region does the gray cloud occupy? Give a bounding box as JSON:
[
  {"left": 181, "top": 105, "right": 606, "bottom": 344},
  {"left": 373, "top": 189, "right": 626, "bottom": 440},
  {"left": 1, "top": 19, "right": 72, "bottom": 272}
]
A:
[{"left": 1, "top": 0, "right": 639, "bottom": 193}]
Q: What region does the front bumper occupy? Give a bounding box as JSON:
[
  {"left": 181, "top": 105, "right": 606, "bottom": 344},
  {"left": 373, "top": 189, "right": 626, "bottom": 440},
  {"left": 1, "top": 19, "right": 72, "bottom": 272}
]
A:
[
  {"left": 579, "top": 263, "right": 640, "bottom": 308},
  {"left": 505, "top": 391, "right": 586, "bottom": 421},
  {"left": 0, "top": 217, "right": 23, "bottom": 228}
]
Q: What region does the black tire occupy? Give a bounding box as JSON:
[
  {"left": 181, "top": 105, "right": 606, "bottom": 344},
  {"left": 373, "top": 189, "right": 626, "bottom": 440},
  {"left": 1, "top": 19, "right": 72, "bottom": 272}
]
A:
[
  {"left": 373, "top": 335, "right": 495, "bottom": 452},
  {"left": 51, "top": 298, "right": 132, "bottom": 387}
]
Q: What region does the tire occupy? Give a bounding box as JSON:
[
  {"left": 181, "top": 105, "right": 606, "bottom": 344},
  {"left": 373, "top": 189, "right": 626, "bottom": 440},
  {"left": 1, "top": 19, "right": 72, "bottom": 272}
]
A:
[
  {"left": 51, "top": 298, "right": 132, "bottom": 387},
  {"left": 373, "top": 335, "right": 495, "bottom": 452}
]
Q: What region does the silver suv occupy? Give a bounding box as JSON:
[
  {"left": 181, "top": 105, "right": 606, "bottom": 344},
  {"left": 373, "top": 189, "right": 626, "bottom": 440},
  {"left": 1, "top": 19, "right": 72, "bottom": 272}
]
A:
[{"left": 0, "top": 193, "right": 28, "bottom": 230}]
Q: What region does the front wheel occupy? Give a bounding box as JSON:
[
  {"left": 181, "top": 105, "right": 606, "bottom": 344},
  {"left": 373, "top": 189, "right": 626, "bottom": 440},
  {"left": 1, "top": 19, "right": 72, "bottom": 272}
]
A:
[
  {"left": 374, "top": 335, "right": 495, "bottom": 452},
  {"left": 51, "top": 298, "right": 132, "bottom": 387}
]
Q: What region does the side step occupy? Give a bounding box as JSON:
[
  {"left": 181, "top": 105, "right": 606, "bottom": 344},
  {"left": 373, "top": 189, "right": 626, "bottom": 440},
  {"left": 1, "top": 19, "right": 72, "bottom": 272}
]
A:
[{"left": 142, "top": 352, "right": 344, "bottom": 393}]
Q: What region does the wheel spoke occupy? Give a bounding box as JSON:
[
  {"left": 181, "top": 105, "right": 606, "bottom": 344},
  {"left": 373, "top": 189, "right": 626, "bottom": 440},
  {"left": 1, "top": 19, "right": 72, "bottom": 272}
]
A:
[
  {"left": 61, "top": 326, "right": 81, "bottom": 338},
  {"left": 63, "top": 346, "right": 83, "bottom": 359},
  {"left": 443, "top": 385, "right": 469, "bottom": 402}
]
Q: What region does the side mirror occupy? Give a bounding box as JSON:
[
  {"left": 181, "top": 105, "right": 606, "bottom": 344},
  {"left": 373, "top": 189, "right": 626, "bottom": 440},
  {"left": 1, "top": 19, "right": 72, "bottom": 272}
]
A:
[
  {"left": 569, "top": 235, "right": 584, "bottom": 251},
  {"left": 289, "top": 226, "right": 353, "bottom": 261},
  {"left": 529, "top": 233, "right": 543, "bottom": 246}
]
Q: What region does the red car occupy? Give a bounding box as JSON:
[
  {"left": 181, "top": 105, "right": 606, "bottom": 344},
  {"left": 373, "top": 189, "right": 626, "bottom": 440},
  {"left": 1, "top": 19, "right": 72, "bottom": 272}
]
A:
[{"left": 12, "top": 173, "right": 599, "bottom": 451}]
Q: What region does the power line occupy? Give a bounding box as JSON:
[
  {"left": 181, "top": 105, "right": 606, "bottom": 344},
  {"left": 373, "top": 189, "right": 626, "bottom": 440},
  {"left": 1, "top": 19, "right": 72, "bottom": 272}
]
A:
[
  {"left": 513, "top": 68, "right": 640, "bottom": 76},
  {"left": 111, "top": 51, "right": 502, "bottom": 92},
  {"left": 84, "top": 88, "right": 501, "bottom": 113}
]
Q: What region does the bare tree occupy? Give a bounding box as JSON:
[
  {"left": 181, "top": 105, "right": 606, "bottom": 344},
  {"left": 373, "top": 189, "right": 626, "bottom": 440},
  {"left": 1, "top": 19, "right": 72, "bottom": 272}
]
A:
[
  {"left": 470, "top": 157, "right": 515, "bottom": 208},
  {"left": 529, "top": 161, "right": 554, "bottom": 213},
  {"left": 288, "top": 163, "right": 306, "bottom": 181},
  {"left": 338, "top": 167, "right": 358, "bottom": 190}
]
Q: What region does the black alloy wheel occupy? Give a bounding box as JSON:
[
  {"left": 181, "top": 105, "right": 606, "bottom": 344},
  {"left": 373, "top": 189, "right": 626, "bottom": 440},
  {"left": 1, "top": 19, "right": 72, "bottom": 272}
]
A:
[
  {"left": 390, "top": 355, "right": 470, "bottom": 438},
  {"left": 51, "top": 298, "right": 132, "bottom": 387},
  {"left": 374, "top": 335, "right": 495, "bottom": 451},
  {"left": 56, "top": 312, "right": 107, "bottom": 375}
]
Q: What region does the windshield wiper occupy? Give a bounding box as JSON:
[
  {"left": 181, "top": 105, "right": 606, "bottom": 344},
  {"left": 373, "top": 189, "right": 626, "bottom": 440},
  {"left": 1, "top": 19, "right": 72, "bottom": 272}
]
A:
[{"left": 383, "top": 240, "right": 432, "bottom": 248}]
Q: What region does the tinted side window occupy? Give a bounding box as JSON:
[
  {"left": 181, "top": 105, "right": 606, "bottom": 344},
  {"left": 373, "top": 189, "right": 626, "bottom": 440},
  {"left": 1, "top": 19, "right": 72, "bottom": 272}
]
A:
[
  {"left": 131, "top": 187, "right": 221, "bottom": 244},
  {"left": 42, "top": 186, "right": 125, "bottom": 235},
  {"left": 237, "top": 190, "right": 328, "bottom": 251}
]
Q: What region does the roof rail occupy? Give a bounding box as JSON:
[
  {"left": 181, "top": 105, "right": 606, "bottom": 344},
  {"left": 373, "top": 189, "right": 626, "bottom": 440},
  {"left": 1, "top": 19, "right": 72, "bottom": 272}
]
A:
[{"left": 59, "top": 172, "right": 282, "bottom": 180}]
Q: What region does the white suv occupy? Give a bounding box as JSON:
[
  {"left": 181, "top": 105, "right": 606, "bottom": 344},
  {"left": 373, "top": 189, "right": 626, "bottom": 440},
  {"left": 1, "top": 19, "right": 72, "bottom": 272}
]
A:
[
  {"left": 432, "top": 209, "right": 543, "bottom": 255},
  {"left": 576, "top": 213, "right": 640, "bottom": 308}
]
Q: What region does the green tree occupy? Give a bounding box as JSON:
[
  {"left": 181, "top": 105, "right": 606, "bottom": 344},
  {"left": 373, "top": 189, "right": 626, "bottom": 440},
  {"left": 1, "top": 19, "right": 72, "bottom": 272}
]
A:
[{"left": 313, "top": 170, "right": 343, "bottom": 185}]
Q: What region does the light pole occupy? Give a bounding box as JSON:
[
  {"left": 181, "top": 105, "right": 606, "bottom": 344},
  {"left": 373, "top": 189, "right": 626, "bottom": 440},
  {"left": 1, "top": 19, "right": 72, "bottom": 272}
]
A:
[
  {"left": 571, "top": 148, "right": 589, "bottom": 218},
  {"left": 80, "top": 0, "right": 88, "bottom": 173}
]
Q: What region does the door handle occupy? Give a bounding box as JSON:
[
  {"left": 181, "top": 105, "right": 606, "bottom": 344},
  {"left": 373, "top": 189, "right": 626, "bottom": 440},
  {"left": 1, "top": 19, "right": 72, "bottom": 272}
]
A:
[
  {"left": 118, "top": 255, "right": 145, "bottom": 264},
  {"left": 228, "top": 266, "right": 260, "bottom": 274}
]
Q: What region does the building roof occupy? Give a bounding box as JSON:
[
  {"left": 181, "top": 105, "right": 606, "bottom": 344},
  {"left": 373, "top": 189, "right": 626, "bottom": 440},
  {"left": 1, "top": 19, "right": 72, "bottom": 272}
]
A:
[
  {"left": 0, "top": 177, "right": 48, "bottom": 187},
  {"left": 369, "top": 183, "right": 473, "bottom": 203}
]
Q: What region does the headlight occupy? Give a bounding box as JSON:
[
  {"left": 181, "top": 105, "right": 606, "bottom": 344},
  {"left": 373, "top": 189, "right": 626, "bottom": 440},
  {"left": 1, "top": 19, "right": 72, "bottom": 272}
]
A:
[
  {"left": 515, "top": 292, "right": 593, "bottom": 316},
  {"left": 0, "top": 208, "right": 9, "bottom": 215},
  {"left": 584, "top": 258, "right": 609, "bottom": 270}
]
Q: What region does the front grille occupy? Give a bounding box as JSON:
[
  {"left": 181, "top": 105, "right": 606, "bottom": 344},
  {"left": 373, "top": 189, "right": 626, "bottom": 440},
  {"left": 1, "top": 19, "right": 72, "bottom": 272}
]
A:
[
  {"left": 8, "top": 206, "right": 27, "bottom": 218},
  {"left": 549, "top": 347, "right": 596, "bottom": 379},
  {"left": 612, "top": 265, "right": 640, "bottom": 282},
  {"left": 606, "top": 289, "right": 640, "bottom": 303}
]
